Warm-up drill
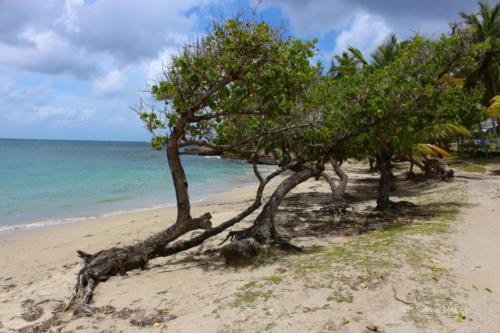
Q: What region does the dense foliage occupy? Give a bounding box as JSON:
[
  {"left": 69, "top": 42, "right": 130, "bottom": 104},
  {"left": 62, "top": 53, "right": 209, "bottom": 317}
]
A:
[{"left": 138, "top": 2, "right": 495, "bottom": 211}]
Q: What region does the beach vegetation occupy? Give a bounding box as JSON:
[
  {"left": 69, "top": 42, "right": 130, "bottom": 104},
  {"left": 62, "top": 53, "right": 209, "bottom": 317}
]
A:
[{"left": 62, "top": 2, "right": 497, "bottom": 322}]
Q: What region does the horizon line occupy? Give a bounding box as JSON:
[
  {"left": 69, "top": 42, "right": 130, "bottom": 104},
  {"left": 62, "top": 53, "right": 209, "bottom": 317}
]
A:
[{"left": 0, "top": 137, "right": 150, "bottom": 144}]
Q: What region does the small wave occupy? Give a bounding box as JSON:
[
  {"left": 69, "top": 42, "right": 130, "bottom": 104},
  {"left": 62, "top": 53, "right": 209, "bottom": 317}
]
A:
[
  {"left": 0, "top": 202, "right": 180, "bottom": 234},
  {"left": 203, "top": 156, "right": 222, "bottom": 159},
  {"left": 0, "top": 216, "right": 93, "bottom": 233}
]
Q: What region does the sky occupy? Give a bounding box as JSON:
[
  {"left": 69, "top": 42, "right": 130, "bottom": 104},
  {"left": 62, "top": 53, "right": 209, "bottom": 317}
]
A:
[{"left": 0, "top": 0, "right": 478, "bottom": 141}]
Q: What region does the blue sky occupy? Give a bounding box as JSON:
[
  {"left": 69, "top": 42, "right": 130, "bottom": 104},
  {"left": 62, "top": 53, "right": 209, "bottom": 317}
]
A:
[{"left": 0, "top": 0, "right": 477, "bottom": 141}]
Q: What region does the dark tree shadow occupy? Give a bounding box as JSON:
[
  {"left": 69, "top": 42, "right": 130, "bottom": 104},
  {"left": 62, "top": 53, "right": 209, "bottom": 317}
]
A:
[{"left": 149, "top": 168, "right": 470, "bottom": 272}]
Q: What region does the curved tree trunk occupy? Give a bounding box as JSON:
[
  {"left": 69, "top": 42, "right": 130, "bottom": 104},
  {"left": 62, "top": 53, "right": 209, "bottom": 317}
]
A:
[
  {"left": 68, "top": 115, "right": 215, "bottom": 310},
  {"left": 334, "top": 163, "right": 348, "bottom": 198},
  {"left": 321, "top": 157, "right": 349, "bottom": 214},
  {"left": 231, "top": 165, "right": 323, "bottom": 244},
  {"left": 323, "top": 157, "right": 348, "bottom": 198},
  {"left": 67, "top": 148, "right": 288, "bottom": 312},
  {"left": 156, "top": 162, "right": 291, "bottom": 256}
]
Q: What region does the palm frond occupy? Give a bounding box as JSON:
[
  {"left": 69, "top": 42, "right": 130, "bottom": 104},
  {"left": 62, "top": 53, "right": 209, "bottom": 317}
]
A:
[
  {"left": 348, "top": 47, "right": 368, "bottom": 65},
  {"left": 371, "top": 33, "right": 399, "bottom": 68},
  {"left": 414, "top": 144, "right": 450, "bottom": 157},
  {"left": 488, "top": 95, "right": 500, "bottom": 117},
  {"left": 420, "top": 123, "right": 471, "bottom": 142}
]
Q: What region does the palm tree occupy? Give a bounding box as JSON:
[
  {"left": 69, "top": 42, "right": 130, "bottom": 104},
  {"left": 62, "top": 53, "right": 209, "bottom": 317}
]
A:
[
  {"left": 329, "top": 33, "right": 400, "bottom": 78},
  {"left": 488, "top": 95, "right": 500, "bottom": 117},
  {"left": 343, "top": 34, "right": 401, "bottom": 175},
  {"left": 327, "top": 51, "right": 358, "bottom": 78},
  {"left": 410, "top": 123, "right": 471, "bottom": 179},
  {"left": 370, "top": 33, "right": 399, "bottom": 67},
  {"left": 461, "top": 0, "right": 500, "bottom": 134},
  {"left": 348, "top": 33, "right": 399, "bottom": 68}
]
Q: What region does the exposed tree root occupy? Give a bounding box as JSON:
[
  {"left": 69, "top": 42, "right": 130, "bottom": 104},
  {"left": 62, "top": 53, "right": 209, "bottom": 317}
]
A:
[
  {"left": 66, "top": 162, "right": 289, "bottom": 312},
  {"left": 68, "top": 220, "right": 215, "bottom": 312},
  {"left": 226, "top": 165, "right": 324, "bottom": 250}
]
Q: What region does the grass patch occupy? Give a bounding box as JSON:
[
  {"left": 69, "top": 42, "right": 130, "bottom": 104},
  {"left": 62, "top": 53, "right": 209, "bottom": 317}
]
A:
[
  {"left": 446, "top": 154, "right": 500, "bottom": 173},
  {"left": 460, "top": 164, "right": 487, "bottom": 173},
  {"left": 291, "top": 210, "right": 455, "bottom": 280},
  {"left": 327, "top": 292, "right": 354, "bottom": 303},
  {"left": 286, "top": 197, "right": 464, "bottom": 328},
  {"left": 240, "top": 280, "right": 258, "bottom": 290},
  {"left": 265, "top": 275, "right": 283, "bottom": 284},
  {"left": 231, "top": 275, "right": 283, "bottom": 309},
  {"left": 232, "top": 289, "right": 273, "bottom": 309}
]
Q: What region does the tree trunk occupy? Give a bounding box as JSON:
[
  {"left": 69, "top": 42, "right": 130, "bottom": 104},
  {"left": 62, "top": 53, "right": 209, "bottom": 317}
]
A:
[
  {"left": 157, "top": 162, "right": 290, "bottom": 256},
  {"left": 376, "top": 151, "right": 393, "bottom": 210},
  {"left": 368, "top": 157, "right": 377, "bottom": 172},
  {"left": 68, "top": 114, "right": 213, "bottom": 310},
  {"left": 322, "top": 157, "right": 348, "bottom": 199},
  {"left": 231, "top": 165, "right": 323, "bottom": 244},
  {"left": 67, "top": 151, "right": 288, "bottom": 311},
  {"left": 406, "top": 157, "right": 417, "bottom": 180},
  {"left": 331, "top": 158, "right": 348, "bottom": 198}
]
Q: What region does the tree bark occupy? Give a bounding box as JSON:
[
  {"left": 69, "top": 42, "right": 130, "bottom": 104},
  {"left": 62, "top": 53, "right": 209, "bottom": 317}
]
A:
[
  {"left": 156, "top": 162, "right": 290, "bottom": 256},
  {"left": 376, "top": 151, "right": 393, "bottom": 210},
  {"left": 406, "top": 157, "right": 416, "bottom": 179},
  {"left": 331, "top": 158, "right": 348, "bottom": 198},
  {"left": 68, "top": 114, "right": 217, "bottom": 310},
  {"left": 231, "top": 165, "right": 323, "bottom": 244},
  {"left": 67, "top": 152, "right": 288, "bottom": 311},
  {"left": 322, "top": 157, "right": 348, "bottom": 199}
]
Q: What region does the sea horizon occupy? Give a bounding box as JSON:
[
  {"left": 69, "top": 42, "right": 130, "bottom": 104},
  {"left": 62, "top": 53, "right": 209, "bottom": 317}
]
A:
[
  {"left": 0, "top": 138, "right": 269, "bottom": 234},
  {"left": 0, "top": 137, "right": 150, "bottom": 144}
]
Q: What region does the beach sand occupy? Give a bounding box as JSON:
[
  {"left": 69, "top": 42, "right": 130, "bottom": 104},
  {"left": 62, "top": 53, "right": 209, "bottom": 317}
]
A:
[{"left": 1, "top": 161, "right": 499, "bottom": 332}]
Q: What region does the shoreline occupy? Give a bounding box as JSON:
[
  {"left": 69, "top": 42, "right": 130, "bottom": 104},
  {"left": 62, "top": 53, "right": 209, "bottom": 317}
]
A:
[
  {"left": 0, "top": 179, "right": 267, "bottom": 285},
  {"left": 0, "top": 176, "right": 273, "bottom": 237}
]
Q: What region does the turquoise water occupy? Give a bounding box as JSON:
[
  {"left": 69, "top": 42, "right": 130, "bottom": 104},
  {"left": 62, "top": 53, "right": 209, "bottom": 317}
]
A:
[{"left": 0, "top": 139, "right": 264, "bottom": 233}]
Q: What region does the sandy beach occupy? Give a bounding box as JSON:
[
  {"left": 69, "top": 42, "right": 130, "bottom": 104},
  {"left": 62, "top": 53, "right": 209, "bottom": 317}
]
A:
[{"left": 1, "top": 161, "right": 500, "bottom": 332}]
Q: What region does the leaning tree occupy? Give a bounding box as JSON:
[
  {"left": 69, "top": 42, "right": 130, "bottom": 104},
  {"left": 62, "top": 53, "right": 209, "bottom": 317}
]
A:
[
  {"left": 352, "top": 34, "right": 483, "bottom": 209},
  {"left": 68, "top": 16, "right": 318, "bottom": 311},
  {"left": 221, "top": 63, "right": 374, "bottom": 245}
]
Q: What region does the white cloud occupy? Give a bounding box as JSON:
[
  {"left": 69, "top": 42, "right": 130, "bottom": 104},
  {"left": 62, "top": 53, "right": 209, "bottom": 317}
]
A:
[
  {"left": 143, "top": 47, "right": 179, "bottom": 83},
  {"left": 333, "top": 13, "right": 390, "bottom": 56},
  {"left": 92, "top": 70, "right": 127, "bottom": 98},
  {"left": 29, "top": 106, "right": 94, "bottom": 122},
  {"left": 0, "top": 29, "right": 98, "bottom": 78},
  {"left": 266, "top": 0, "right": 476, "bottom": 39},
  {"left": 0, "top": 0, "right": 223, "bottom": 79}
]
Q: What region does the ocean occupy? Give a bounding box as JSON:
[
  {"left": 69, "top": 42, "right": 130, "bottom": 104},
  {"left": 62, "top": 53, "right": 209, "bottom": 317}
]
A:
[{"left": 0, "top": 139, "right": 267, "bottom": 233}]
